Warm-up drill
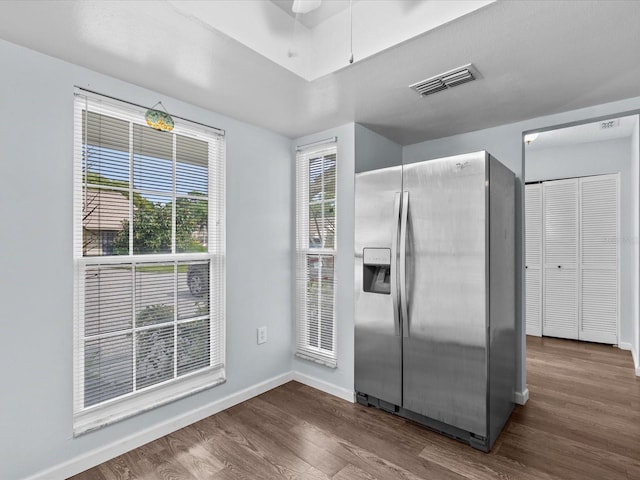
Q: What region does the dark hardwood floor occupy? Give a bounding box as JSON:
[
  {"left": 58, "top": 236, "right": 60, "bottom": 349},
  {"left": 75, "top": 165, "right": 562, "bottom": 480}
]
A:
[{"left": 70, "top": 336, "right": 640, "bottom": 480}]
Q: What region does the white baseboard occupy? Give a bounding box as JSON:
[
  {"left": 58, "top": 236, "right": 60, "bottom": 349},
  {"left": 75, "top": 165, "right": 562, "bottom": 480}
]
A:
[
  {"left": 514, "top": 388, "right": 529, "bottom": 405},
  {"left": 618, "top": 342, "right": 632, "bottom": 351},
  {"left": 25, "top": 372, "right": 294, "bottom": 480},
  {"left": 292, "top": 371, "right": 355, "bottom": 403},
  {"left": 632, "top": 348, "right": 640, "bottom": 377}
]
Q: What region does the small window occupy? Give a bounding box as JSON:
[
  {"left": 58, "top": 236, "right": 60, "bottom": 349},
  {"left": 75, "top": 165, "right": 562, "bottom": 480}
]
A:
[{"left": 295, "top": 139, "right": 337, "bottom": 367}]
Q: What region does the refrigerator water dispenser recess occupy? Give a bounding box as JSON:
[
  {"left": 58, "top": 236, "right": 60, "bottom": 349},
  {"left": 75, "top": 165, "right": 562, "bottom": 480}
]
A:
[{"left": 362, "top": 248, "right": 391, "bottom": 294}]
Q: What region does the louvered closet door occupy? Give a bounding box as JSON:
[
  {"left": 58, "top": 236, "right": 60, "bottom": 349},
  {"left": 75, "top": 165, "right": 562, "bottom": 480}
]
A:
[
  {"left": 525, "top": 184, "right": 542, "bottom": 336},
  {"left": 543, "top": 179, "right": 579, "bottom": 340},
  {"left": 579, "top": 174, "right": 618, "bottom": 344}
]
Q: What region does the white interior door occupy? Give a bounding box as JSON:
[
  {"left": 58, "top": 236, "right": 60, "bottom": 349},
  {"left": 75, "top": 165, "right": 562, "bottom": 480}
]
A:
[
  {"left": 525, "top": 184, "right": 542, "bottom": 336},
  {"left": 543, "top": 179, "right": 579, "bottom": 339},
  {"left": 579, "top": 174, "right": 618, "bottom": 344}
]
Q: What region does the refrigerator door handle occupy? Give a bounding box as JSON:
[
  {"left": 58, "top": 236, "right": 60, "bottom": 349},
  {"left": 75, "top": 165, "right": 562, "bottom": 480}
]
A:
[
  {"left": 400, "top": 191, "right": 409, "bottom": 337},
  {"left": 391, "top": 192, "right": 402, "bottom": 336}
]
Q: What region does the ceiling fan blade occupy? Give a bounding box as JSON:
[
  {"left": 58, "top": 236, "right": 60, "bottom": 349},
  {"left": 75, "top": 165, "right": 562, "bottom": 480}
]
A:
[{"left": 291, "top": 0, "right": 322, "bottom": 15}]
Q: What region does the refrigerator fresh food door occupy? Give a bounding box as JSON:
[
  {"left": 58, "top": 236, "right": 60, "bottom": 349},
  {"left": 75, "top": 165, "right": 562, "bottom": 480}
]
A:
[
  {"left": 355, "top": 166, "right": 403, "bottom": 406},
  {"left": 402, "top": 152, "right": 488, "bottom": 437}
]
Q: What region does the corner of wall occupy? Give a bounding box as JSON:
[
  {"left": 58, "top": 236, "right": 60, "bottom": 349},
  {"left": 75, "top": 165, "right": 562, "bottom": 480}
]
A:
[
  {"left": 292, "top": 371, "right": 355, "bottom": 403},
  {"left": 354, "top": 123, "right": 402, "bottom": 173}
]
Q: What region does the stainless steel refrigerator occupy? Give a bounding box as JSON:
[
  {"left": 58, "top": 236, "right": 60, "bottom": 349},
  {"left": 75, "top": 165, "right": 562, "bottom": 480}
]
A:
[{"left": 354, "top": 151, "right": 515, "bottom": 452}]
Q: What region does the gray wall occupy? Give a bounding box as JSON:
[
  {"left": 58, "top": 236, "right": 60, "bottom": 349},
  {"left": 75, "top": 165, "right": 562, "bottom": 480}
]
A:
[
  {"left": 0, "top": 39, "right": 292, "bottom": 480},
  {"left": 355, "top": 124, "right": 402, "bottom": 173},
  {"left": 291, "top": 124, "right": 356, "bottom": 395},
  {"left": 403, "top": 95, "right": 640, "bottom": 397},
  {"left": 526, "top": 139, "right": 631, "bottom": 181},
  {"left": 526, "top": 138, "right": 634, "bottom": 346}
]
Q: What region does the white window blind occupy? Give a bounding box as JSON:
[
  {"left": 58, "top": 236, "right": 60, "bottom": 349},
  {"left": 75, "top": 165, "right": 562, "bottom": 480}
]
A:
[
  {"left": 295, "top": 139, "right": 337, "bottom": 367},
  {"left": 73, "top": 91, "right": 225, "bottom": 434}
]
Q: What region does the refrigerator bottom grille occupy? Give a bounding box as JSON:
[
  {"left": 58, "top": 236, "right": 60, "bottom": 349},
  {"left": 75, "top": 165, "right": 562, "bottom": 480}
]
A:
[
  {"left": 355, "top": 392, "right": 490, "bottom": 452},
  {"left": 356, "top": 392, "right": 398, "bottom": 413}
]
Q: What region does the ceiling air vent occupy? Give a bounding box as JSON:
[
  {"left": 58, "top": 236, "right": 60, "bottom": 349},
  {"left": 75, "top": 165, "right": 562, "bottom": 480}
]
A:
[
  {"left": 410, "top": 64, "right": 479, "bottom": 97},
  {"left": 600, "top": 119, "right": 620, "bottom": 130}
]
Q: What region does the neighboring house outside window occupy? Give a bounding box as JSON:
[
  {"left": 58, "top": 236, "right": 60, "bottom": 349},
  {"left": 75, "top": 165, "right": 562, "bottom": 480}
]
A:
[
  {"left": 295, "top": 139, "right": 338, "bottom": 367},
  {"left": 73, "top": 90, "right": 225, "bottom": 434},
  {"left": 83, "top": 189, "right": 130, "bottom": 256}
]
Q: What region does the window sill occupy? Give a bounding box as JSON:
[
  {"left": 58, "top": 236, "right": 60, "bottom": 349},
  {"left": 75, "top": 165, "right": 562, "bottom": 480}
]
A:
[
  {"left": 73, "top": 365, "right": 225, "bottom": 436},
  {"left": 295, "top": 351, "right": 337, "bottom": 369}
]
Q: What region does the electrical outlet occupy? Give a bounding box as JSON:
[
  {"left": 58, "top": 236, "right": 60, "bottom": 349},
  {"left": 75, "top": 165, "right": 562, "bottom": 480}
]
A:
[{"left": 257, "top": 326, "right": 267, "bottom": 345}]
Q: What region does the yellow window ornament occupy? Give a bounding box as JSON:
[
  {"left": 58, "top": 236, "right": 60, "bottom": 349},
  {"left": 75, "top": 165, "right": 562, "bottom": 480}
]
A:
[{"left": 145, "top": 101, "right": 174, "bottom": 132}]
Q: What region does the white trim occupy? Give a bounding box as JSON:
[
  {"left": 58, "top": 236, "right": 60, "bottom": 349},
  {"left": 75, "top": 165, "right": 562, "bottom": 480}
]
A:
[
  {"left": 77, "top": 252, "right": 213, "bottom": 265},
  {"left": 25, "top": 372, "right": 294, "bottom": 480},
  {"left": 629, "top": 346, "right": 640, "bottom": 376},
  {"left": 294, "top": 351, "right": 337, "bottom": 368},
  {"left": 618, "top": 342, "right": 633, "bottom": 351},
  {"left": 514, "top": 388, "right": 529, "bottom": 405},
  {"left": 296, "top": 136, "right": 337, "bottom": 152},
  {"left": 292, "top": 371, "right": 355, "bottom": 403}
]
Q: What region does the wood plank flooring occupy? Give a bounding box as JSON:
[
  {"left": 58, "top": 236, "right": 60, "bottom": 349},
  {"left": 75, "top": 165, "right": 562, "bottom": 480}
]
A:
[{"left": 70, "top": 337, "right": 640, "bottom": 480}]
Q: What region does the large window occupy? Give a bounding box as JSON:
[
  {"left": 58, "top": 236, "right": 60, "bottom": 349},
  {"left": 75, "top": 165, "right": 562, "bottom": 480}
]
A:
[
  {"left": 73, "top": 91, "right": 225, "bottom": 434},
  {"left": 295, "top": 139, "right": 337, "bottom": 367}
]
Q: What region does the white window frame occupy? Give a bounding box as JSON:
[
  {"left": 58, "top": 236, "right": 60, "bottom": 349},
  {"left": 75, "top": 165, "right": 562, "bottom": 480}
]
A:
[
  {"left": 73, "top": 90, "right": 226, "bottom": 435},
  {"left": 295, "top": 138, "right": 338, "bottom": 367}
]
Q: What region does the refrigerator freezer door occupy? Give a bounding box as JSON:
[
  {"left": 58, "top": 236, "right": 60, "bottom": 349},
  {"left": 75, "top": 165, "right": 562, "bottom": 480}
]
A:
[
  {"left": 402, "top": 152, "right": 488, "bottom": 437},
  {"left": 355, "top": 166, "right": 403, "bottom": 406}
]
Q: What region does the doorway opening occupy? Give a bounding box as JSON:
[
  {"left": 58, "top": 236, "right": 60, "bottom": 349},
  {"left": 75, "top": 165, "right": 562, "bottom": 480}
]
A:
[{"left": 523, "top": 114, "right": 640, "bottom": 363}]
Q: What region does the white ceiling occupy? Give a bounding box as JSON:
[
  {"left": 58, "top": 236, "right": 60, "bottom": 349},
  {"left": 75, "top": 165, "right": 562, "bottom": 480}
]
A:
[
  {"left": 0, "top": 1, "right": 639, "bottom": 146},
  {"left": 526, "top": 115, "right": 638, "bottom": 151},
  {"left": 165, "top": 0, "right": 493, "bottom": 80}
]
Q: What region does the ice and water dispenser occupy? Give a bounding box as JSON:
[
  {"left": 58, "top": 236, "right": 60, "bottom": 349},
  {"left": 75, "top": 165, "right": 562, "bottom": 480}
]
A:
[{"left": 362, "top": 248, "right": 391, "bottom": 295}]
